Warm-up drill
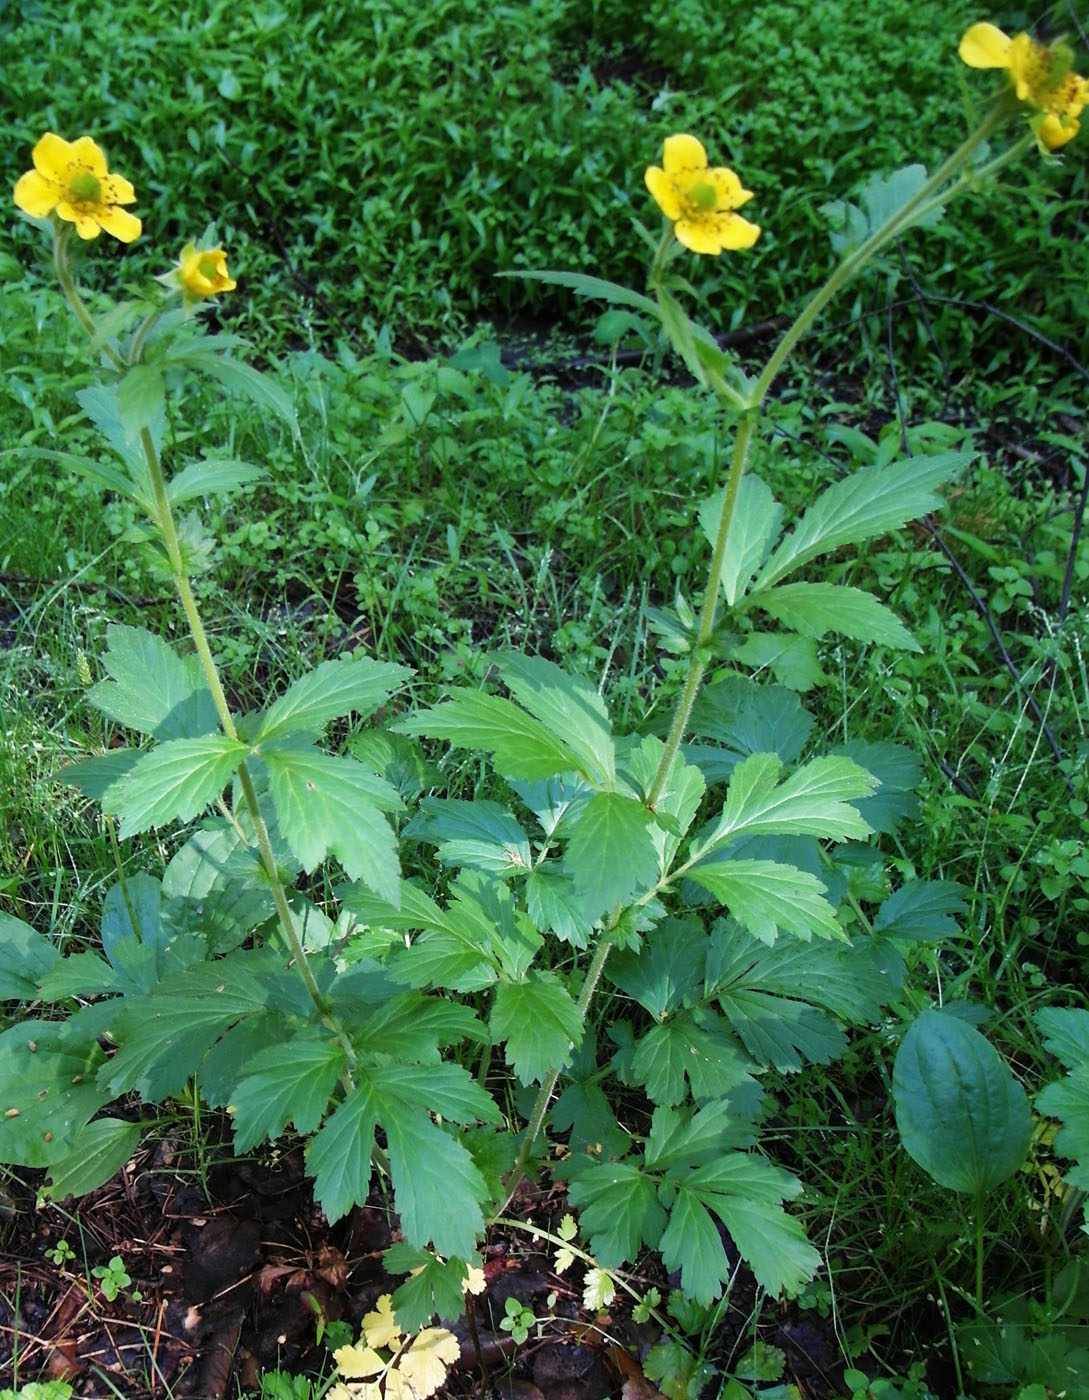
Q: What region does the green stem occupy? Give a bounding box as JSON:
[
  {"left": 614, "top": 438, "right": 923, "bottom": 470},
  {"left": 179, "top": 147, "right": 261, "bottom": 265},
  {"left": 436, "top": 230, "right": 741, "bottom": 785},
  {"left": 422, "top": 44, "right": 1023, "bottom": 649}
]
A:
[
  {"left": 751, "top": 106, "right": 1011, "bottom": 407},
  {"left": 646, "top": 408, "right": 757, "bottom": 806},
  {"left": 494, "top": 929, "right": 617, "bottom": 1217},
  {"left": 51, "top": 224, "right": 124, "bottom": 371}
]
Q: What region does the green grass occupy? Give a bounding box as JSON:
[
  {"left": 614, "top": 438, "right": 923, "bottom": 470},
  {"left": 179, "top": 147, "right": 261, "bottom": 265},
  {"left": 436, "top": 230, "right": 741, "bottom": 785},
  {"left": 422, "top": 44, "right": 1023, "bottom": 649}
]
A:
[{"left": 4, "top": 0, "right": 1089, "bottom": 1393}]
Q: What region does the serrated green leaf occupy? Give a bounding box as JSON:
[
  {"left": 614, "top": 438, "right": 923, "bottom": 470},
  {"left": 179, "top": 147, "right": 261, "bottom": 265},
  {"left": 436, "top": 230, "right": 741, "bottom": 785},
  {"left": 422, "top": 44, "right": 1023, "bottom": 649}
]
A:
[
  {"left": 686, "top": 858, "right": 842, "bottom": 942},
  {"left": 564, "top": 791, "right": 658, "bottom": 918},
  {"left": 731, "top": 632, "right": 824, "bottom": 691},
  {"left": 644, "top": 1102, "right": 755, "bottom": 1171},
  {"left": 608, "top": 918, "right": 706, "bottom": 1019},
  {"left": 61, "top": 749, "right": 142, "bottom": 802},
  {"left": 102, "top": 953, "right": 281, "bottom": 1099},
  {"left": 384, "top": 1108, "right": 489, "bottom": 1257},
  {"left": 256, "top": 656, "right": 411, "bottom": 742},
  {"left": 397, "top": 690, "right": 582, "bottom": 781},
  {"left": 230, "top": 1030, "right": 346, "bottom": 1153},
  {"left": 712, "top": 985, "right": 846, "bottom": 1073},
  {"left": 892, "top": 1009, "right": 1032, "bottom": 1193},
  {"left": 627, "top": 737, "right": 706, "bottom": 876},
  {"left": 42, "top": 1118, "right": 142, "bottom": 1201},
  {"left": 307, "top": 1084, "right": 378, "bottom": 1224},
  {"left": 496, "top": 653, "right": 616, "bottom": 789},
  {"left": 1037, "top": 1008, "right": 1089, "bottom": 1069},
  {"left": 110, "top": 735, "right": 248, "bottom": 836},
  {"left": 117, "top": 362, "right": 165, "bottom": 439},
  {"left": 567, "top": 1161, "right": 668, "bottom": 1265},
  {"left": 261, "top": 743, "right": 401, "bottom": 901},
  {"left": 701, "top": 476, "right": 783, "bottom": 606},
  {"left": 346, "top": 995, "right": 488, "bottom": 1063},
  {"left": 834, "top": 739, "right": 921, "bottom": 835},
  {"left": 87, "top": 625, "right": 218, "bottom": 740},
  {"left": 658, "top": 1185, "right": 729, "bottom": 1306},
  {"left": 160, "top": 822, "right": 277, "bottom": 955},
  {"left": 508, "top": 270, "right": 659, "bottom": 317},
  {"left": 386, "top": 1247, "right": 474, "bottom": 1329},
  {"left": 404, "top": 798, "right": 532, "bottom": 875},
  {"left": 630, "top": 1012, "right": 753, "bottom": 1106},
  {"left": 699, "top": 753, "right": 874, "bottom": 853},
  {"left": 874, "top": 880, "right": 966, "bottom": 942},
  {"left": 753, "top": 453, "right": 965, "bottom": 592},
  {"left": 525, "top": 867, "right": 592, "bottom": 948},
  {"left": 173, "top": 350, "right": 297, "bottom": 430},
  {"left": 491, "top": 974, "right": 583, "bottom": 1084},
  {"left": 0, "top": 914, "right": 61, "bottom": 999},
  {"left": 166, "top": 457, "right": 266, "bottom": 505},
  {"left": 753, "top": 582, "right": 919, "bottom": 650}
]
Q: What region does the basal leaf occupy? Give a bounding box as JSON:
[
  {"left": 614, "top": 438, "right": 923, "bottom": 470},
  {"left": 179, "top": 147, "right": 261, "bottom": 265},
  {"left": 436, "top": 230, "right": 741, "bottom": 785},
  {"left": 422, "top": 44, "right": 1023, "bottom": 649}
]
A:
[
  {"left": 834, "top": 739, "right": 921, "bottom": 835},
  {"left": 731, "top": 632, "right": 824, "bottom": 692},
  {"left": 712, "top": 986, "right": 846, "bottom": 1073},
  {"left": 404, "top": 798, "right": 533, "bottom": 876},
  {"left": 491, "top": 973, "right": 583, "bottom": 1084},
  {"left": 88, "top": 624, "right": 218, "bottom": 740},
  {"left": 685, "top": 859, "right": 842, "bottom": 942},
  {"left": 112, "top": 735, "right": 249, "bottom": 836},
  {"left": 892, "top": 1009, "right": 1032, "bottom": 1194},
  {"left": 753, "top": 452, "right": 966, "bottom": 592},
  {"left": 563, "top": 790, "right": 658, "bottom": 918},
  {"left": 0, "top": 914, "right": 60, "bottom": 999},
  {"left": 230, "top": 1029, "right": 347, "bottom": 1152},
  {"left": 255, "top": 656, "right": 411, "bottom": 742},
  {"left": 566, "top": 1160, "right": 668, "bottom": 1266},
  {"left": 42, "top": 1118, "right": 142, "bottom": 1202},
  {"left": 658, "top": 1185, "right": 729, "bottom": 1307},
  {"left": 262, "top": 743, "right": 402, "bottom": 901},
  {"left": 0, "top": 1021, "right": 109, "bottom": 1166},
  {"left": 608, "top": 917, "right": 706, "bottom": 1019},
  {"left": 753, "top": 582, "right": 919, "bottom": 650},
  {"left": 307, "top": 1084, "right": 378, "bottom": 1224},
  {"left": 874, "top": 880, "right": 966, "bottom": 942},
  {"left": 397, "top": 691, "right": 580, "bottom": 780},
  {"left": 508, "top": 270, "right": 659, "bottom": 317}
]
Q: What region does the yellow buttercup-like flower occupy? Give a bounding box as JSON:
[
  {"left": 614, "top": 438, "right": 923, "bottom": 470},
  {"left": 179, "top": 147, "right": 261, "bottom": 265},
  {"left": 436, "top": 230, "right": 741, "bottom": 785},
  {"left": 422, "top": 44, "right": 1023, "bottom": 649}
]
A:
[
  {"left": 14, "top": 133, "right": 141, "bottom": 241},
  {"left": 645, "top": 134, "right": 760, "bottom": 256},
  {"left": 175, "top": 243, "right": 238, "bottom": 299},
  {"left": 959, "top": 22, "right": 1089, "bottom": 148}
]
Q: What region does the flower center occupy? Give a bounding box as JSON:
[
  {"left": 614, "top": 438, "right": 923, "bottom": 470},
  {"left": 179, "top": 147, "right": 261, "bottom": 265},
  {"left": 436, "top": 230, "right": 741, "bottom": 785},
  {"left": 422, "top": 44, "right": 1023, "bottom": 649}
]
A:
[
  {"left": 68, "top": 170, "right": 102, "bottom": 204},
  {"left": 687, "top": 180, "right": 719, "bottom": 214},
  {"left": 198, "top": 257, "right": 219, "bottom": 281}
]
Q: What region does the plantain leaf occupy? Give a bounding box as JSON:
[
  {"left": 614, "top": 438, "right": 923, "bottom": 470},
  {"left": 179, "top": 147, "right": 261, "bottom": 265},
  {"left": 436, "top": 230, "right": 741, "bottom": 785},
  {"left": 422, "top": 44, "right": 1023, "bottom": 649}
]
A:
[{"left": 892, "top": 1008, "right": 1032, "bottom": 1194}]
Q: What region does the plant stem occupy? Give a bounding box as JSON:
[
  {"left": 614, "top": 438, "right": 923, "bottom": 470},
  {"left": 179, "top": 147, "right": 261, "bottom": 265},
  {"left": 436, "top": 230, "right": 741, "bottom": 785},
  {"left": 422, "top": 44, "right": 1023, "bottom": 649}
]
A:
[
  {"left": 646, "top": 408, "right": 757, "bottom": 807},
  {"left": 495, "top": 929, "right": 616, "bottom": 1216},
  {"left": 51, "top": 224, "right": 124, "bottom": 371}
]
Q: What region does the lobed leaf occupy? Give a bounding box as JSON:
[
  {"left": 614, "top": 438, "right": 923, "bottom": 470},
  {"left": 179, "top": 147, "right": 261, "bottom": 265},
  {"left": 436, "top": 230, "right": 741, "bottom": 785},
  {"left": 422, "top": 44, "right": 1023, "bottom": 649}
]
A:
[{"left": 255, "top": 656, "right": 411, "bottom": 742}]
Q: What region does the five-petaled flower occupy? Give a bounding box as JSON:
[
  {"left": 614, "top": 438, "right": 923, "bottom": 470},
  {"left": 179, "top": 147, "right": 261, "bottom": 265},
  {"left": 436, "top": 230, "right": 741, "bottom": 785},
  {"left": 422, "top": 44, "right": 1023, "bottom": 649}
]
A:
[
  {"left": 959, "top": 22, "right": 1089, "bottom": 148},
  {"left": 170, "top": 242, "right": 238, "bottom": 301},
  {"left": 645, "top": 134, "right": 760, "bottom": 255},
  {"left": 13, "top": 133, "right": 141, "bottom": 241}
]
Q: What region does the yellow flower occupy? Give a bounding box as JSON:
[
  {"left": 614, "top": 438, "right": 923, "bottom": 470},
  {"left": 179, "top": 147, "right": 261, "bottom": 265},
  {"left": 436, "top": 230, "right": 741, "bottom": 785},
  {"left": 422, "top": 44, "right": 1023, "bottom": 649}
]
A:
[
  {"left": 644, "top": 134, "right": 760, "bottom": 255},
  {"left": 175, "top": 242, "right": 238, "bottom": 299},
  {"left": 959, "top": 22, "right": 1089, "bottom": 148},
  {"left": 13, "top": 133, "right": 141, "bottom": 241}
]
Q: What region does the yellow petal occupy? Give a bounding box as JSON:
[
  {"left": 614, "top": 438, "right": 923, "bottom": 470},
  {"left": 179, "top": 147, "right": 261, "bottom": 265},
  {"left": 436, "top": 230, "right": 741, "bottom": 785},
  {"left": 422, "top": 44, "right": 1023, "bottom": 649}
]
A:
[
  {"left": 716, "top": 213, "right": 761, "bottom": 250},
  {"left": 13, "top": 169, "right": 59, "bottom": 217},
  {"left": 958, "top": 22, "right": 1011, "bottom": 69},
  {"left": 661, "top": 133, "right": 707, "bottom": 175},
  {"left": 69, "top": 135, "right": 108, "bottom": 177},
  {"left": 96, "top": 205, "right": 143, "bottom": 242},
  {"left": 673, "top": 219, "right": 725, "bottom": 255},
  {"left": 644, "top": 165, "right": 682, "bottom": 220},
  {"left": 54, "top": 201, "right": 103, "bottom": 239},
  {"left": 102, "top": 172, "right": 137, "bottom": 206},
  {"left": 1038, "top": 112, "right": 1079, "bottom": 147},
  {"left": 708, "top": 166, "right": 751, "bottom": 209},
  {"left": 32, "top": 132, "right": 76, "bottom": 181}
]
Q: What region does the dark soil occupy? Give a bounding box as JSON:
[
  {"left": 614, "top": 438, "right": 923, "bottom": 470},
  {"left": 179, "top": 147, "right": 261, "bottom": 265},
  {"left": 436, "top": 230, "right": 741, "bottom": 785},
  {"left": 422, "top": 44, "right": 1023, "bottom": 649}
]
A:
[{"left": 0, "top": 1131, "right": 853, "bottom": 1400}]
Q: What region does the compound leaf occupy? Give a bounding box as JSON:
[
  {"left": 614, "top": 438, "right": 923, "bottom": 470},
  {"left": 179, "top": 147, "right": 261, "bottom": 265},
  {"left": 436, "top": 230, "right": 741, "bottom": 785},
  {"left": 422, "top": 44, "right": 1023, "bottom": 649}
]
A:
[
  {"left": 491, "top": 973, "right": 583, "bottom": 1084},
  {"left": 230, "top": 1029, "right": 347, "bottom": 1152}
]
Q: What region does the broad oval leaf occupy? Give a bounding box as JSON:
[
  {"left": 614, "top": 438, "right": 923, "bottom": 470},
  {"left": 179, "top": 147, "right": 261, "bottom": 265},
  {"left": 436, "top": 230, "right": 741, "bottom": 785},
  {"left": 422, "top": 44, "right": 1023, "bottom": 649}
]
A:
[{"left": 892, "top": 1009, "right": 1031, "bottom": 1194}]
